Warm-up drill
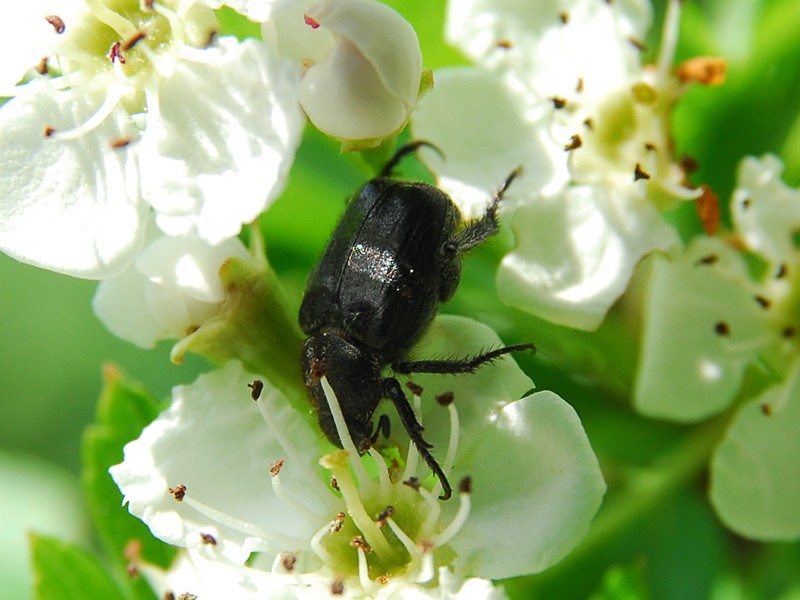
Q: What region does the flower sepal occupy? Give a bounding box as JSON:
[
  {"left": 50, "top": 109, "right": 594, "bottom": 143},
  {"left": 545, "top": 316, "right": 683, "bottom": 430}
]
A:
[{"left": 171, "top": 247, "right": 305, "bottom": 405}]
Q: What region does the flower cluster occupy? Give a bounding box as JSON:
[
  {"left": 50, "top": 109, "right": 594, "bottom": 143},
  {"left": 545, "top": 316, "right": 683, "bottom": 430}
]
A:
[
  {"left": 634, "top": 155, "right": 800, "bottom": 540},
  {"left": 413, "top": 0, "right": 706, "bottom": 330},
  {"left": 111, "top": 318, "right": 606, "bottom": 597}
]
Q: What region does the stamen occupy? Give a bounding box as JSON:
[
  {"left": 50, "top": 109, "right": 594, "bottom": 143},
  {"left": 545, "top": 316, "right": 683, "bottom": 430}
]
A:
[
  {"left": 401, "top": 393, "right": 422, "bottom": 483},
  {"left": 319, "top": 377, "right": 370, "bottom": 487},
  {"left": 416, "top": 550, "right": 435, "bottom": 584},
  {"left": 417, "top": 486, "right": 442, "bottom": 537},
  {"left": 367, "top": 448, "right": 392, "bottom": 500},
  {"left": 321, "top": 451, "right": 396, "bottom": 561},
  {"left": 657, "top": 0, "right": 682, "bottom": 82},
  {"left": 180, "top": 494, "right": 304, "bottom": 548},
  {"left": 355, "top": 547, "right": 376, "bottom": 591},
  {"left": 51, "top": 85, "right": 129, "bottom": 141},
  {"left": 270, "top": 468, "right": 326, "bottom": 524},
  {"left": 84, "top": 0, "right": 139, "bottom": 38},
  {"left": 429, "top": 481, "right": 472, "bottom": 547},
  {"left": 431, "top": 402, "right": 460, "bottom": 500},
  {"left": 310, "top": 520, "right": 336, "bottom": 565},
  {"left": 254, "top": 389, "right": 332, "bottom": 500},
  {"left": 385, "top": 517, "right": 420, "bottom": 559}
]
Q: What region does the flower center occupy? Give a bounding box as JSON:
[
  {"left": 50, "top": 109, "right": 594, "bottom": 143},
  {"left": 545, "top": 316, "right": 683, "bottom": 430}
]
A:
[
  {"left": 255, "top": 377, "right": 471, "bottom": 589},
  {"left": 38, "top": 0, "right": 217, "bottom": 138}
]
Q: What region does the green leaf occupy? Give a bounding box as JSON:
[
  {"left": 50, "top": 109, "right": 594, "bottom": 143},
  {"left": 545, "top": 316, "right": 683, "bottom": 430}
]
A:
[
  {"left": 81, "top": 365, "right": 176, "bottom": 576},
  {"left": 31, "top": 535, "right": 125, "bottom": 600}
]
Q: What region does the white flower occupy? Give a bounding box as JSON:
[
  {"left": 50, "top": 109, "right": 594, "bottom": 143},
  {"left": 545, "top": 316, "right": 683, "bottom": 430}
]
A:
[
  {"left": 263, "top": 0, "right": 423, "bottom": 145},
  {"left": 111, "top": 317, "right": 606, "bottom": 595},
  {"left": 0, "top": 0, "right": 304, "bottom": 279},
  {"left": 634, "top": 155, "right": 800, "bottom": 540},
  {"left": 413, "top": 0, "right": 701, "bottom": 330},
  {"left": 92, "top": 225, "right": 252, "bottom": 348}
]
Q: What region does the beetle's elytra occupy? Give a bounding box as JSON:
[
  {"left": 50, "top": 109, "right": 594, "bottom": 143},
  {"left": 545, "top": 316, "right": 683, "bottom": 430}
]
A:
[{"left": 300, "top": 142, "right": 531, "bottom": 499}]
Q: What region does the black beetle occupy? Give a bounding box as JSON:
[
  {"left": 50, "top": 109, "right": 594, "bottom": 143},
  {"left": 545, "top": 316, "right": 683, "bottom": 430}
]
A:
[{"left": 300, "top": 142, "right": 531, "bottom": 500}]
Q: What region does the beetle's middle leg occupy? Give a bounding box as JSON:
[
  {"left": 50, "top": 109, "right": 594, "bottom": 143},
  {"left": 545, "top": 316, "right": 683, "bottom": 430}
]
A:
[{"left": 393, "top": 343, "right": 535, "bottom": 375}]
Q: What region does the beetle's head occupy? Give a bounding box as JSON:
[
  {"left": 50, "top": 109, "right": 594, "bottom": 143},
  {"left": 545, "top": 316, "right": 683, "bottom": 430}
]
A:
[{"left": 301, "top": 332, "right": 383, "bottom": 452}]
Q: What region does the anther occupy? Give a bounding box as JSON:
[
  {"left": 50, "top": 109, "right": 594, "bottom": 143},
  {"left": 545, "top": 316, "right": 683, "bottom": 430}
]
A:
[
  {"left": 247, "top": 379, "right": 264, "bottom": 400},
  {"left": 628, "top": 37, "right": 646, "bottom": 52},
  {"left": 776, "top": 264, "right": 788, "bottom": 279},
  {"left": 111, "top": 138, "right": 130, "bottom": 149},
  {"left": 645, "top": 142, "right": 657, "bottom": 152},
  {"left": 44, "top": 126, "right": 56, "bottom": 138},
  {"left": 403, "top": 477, "right": 421, "bottom": 491},
  {"left": 564, "top": 134, "right": 583, "bottom": 151},
  {"left": 330, "top": 512, "right": 346, "bottom": 534},
  {"left": 496, "top": 40, "right": 512, "bottom": 49},
  {"left": 406, "top": 381, "right": 423, "bottom": 396},
  {"left": 200, "top": 533, "right": 217, "bottom": 545},
  {"left": 281, "top": 552, "right": 297, "bottom": 572},
  {"left": 376, "top": 505, "right": 395, "bottom": 527},
  {"left": 754, "top": 296, "right": 771, "bottom": 309},
  {"left": 45, "top": 15, "right": 65, "bottom": 34},
  {"left": 331, "top": 577, "right": 345, "bottom": 595},
  {"left": 695, "top": 254, "right": 719, "bottom": 267},
  {"left": 559, "top": 12, "right": 569, "bottom": 24},
  {"left": 269, "top": 459, "right": 285, "bottom": 477},
  {"left": 330, "top": 475, "right": 340, "bottom": 491},
  {"left": 435, "top": 391, "right": 454, "bottom": 407},
  {"left": 575, "top": 77, "right": 584, "bottom": 93},
  {"left": 583, "top": 118, "right": 594, "bottom": 130},
  {"left": 459, "top": 477, "right": 472, "bottom": 495},
  {"left": 714, "top": 321, "right": 730, "bottom": 337},
  {"left": 36, "top": 57, "right": 49, "bottom": 75},
  {"left": 108, "top": 42, "right": 126, "bottom": 64},
  {"left": 304, "top": 14, "right": 320, "bottom": 29},
  {"left": 350, "top": 536, "right": 372, "bottom": 554},
  {"left": 761, "top": 403, "right": 773, "bottom": 416},
  {"left": 634, "top": 163, "right": 651, "bottom": 181},
  {"left": 122, "top": 31, "right": 146, "bottom": 51},
  {"left": 550, "top": 97, "right": 567, "bottom": 109},
  {"left": 783, "top": 326, "right": 796, "bottom": 339},
  {"left": 168, "top": 484, "right": 187, "bottom": 501}
]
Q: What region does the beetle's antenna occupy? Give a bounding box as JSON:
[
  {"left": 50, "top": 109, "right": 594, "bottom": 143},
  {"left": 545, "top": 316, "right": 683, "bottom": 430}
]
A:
[
  {"left": 383, "top": 377, "right": 453, "bottom": 500},
  {"left": 380, "top": 140, "right": 444, "bottom": 178}
]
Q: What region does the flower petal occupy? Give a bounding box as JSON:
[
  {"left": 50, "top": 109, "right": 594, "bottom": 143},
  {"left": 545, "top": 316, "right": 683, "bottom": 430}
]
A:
[
  {"left": 110, "top": 361, "right": 328, "bottom": 563},
  {"left": 710, "top": 368, "right": 800, "bottom": 541},
  {"left": 634, "top": 237, "right": 767, "bottom": 422},
  {"left": 497, "top": 184, "right": 678, "bottom": 330},
  {"left": 731, "top": 154, "right": 800, "bottom": 265},
  {"left": 0, "top": 84, "right": 145, "bottom": 278},
  {"left": 412, "top": 67, "right": 564, "bottom": 220},
  {"left": 407, "top": 316, "right": 604, "bottom": 579},
  {"left": 140, "top": 37, "right": 303, "bottom": 244}
]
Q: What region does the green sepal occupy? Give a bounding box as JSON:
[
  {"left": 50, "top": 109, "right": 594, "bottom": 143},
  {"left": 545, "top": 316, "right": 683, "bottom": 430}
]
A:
[{"left": 170, "top": 251, "right": 307, "bottom": 409}]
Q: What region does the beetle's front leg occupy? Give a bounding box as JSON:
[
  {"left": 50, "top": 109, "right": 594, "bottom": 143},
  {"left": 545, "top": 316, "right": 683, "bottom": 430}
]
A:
[{"left": 383, "top": 377, "right": 452, "bottom": 500}]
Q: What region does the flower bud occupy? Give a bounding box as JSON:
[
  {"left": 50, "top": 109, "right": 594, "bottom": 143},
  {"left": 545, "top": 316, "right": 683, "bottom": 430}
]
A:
[{"left": 264, "top": 0, "right": 423, "bottom": 146}]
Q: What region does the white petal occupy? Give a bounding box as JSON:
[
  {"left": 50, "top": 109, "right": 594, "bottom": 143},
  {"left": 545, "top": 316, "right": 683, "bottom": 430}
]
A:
[
  {"left": 92, "top": 263, "right": 167, "bottom": 349},
  {"left": 110, "top": 362, "right": 328, "bottom": 563},
  {"left": 412, "top": 68, "right": 565, "bottom": 220},
  {"left": 140, "top": 37, "right": 303, "bottom": 244},
  {"left": 298, "top": 0, "right": 422, "bottom": 140},
  {"left": 732, "top": 154, "right": 800, "bottom": 265},
  {"left": 407, "top": 317, "right": 604, "bottom": 579},
  {"left": 135, "top": 235, "right": 251, "bottom": 303},
  {"left": 452, "top": 391, "right": 605, "bottom": 579},
  {"left": 0, "top": 85, "right": 145, "bottom": 278},
  {"left": 497, "top": 184, "right": 679, "bottom": 330},
  {"left": 634, "top": 237, "right": 766, "bottom": 422},
  {"left": 710, "top": 371, "right": 800, "bottom": 541},
  {"left": 446, "top": 0, "right": 651, "bottom": 98}
]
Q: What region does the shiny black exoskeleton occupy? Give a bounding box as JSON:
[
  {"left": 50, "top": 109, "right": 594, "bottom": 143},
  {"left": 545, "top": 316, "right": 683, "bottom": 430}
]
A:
[{"left": 300, "top": 142, "right": 530, "bottom": 499}]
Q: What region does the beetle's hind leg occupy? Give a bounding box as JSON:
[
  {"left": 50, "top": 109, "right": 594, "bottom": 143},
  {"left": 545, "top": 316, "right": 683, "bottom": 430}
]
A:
[
  {"left": 383, "top": 377, "right": 453, "bottom": 500},
  {"left": 446, "top": 166, "right": 523, "bottom": 255},
  {"left": 393, "top": 343, "right": 535, "bottom": 375}
]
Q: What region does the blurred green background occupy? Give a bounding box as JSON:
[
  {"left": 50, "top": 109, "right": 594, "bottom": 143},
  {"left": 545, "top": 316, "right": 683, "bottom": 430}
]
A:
[{"left": 3, "top": 0, "right": 800, "bottom": 598}]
